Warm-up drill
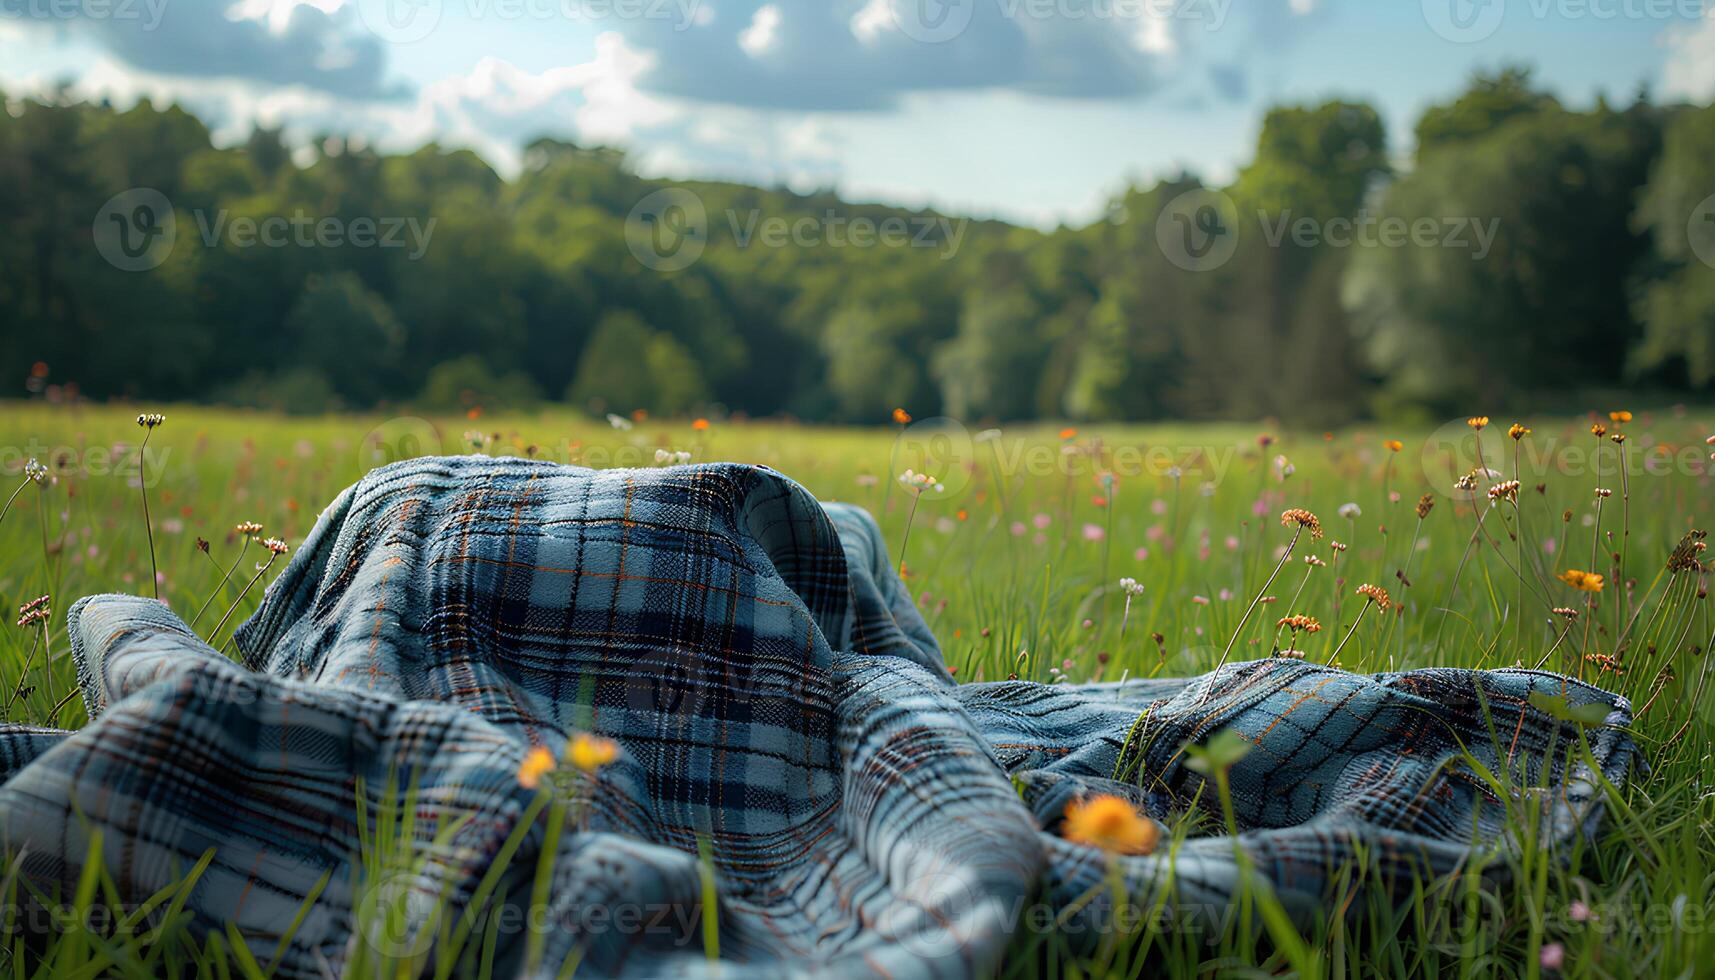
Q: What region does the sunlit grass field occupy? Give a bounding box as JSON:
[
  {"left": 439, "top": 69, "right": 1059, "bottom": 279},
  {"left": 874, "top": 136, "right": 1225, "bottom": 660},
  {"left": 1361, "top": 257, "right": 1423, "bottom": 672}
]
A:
[{"left": 2, "top": 401, "right": 1713, "bottom": 977}]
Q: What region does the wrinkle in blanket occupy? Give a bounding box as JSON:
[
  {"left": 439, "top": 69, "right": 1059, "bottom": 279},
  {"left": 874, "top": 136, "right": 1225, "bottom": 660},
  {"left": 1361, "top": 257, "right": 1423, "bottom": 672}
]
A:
[{"left": 0, "top": 458, "right": 1638, "bottom": 977}]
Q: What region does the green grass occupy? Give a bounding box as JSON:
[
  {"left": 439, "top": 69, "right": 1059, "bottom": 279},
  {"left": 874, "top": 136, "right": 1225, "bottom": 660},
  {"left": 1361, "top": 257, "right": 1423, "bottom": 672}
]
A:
[{"left": 1, "top": 402, "right": 1712, "bottom": 977}]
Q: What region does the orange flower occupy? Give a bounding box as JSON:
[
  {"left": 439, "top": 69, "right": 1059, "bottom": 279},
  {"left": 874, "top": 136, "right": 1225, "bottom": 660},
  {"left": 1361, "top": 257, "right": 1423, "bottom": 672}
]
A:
[
  {"left": 1559, "top": 569, "right": 1605, "bottom": 593},
  {"left": 569, "top": 733, "right": 619, "bottom": 771},
  {"left": 1059, "top": 427, "right": 1078, "bottom": 441},
  {"left": 1384, "top": 439, "right": 1403, "bottom": 452},
  {"left": 518, "top": 747, "right": 556, "bottom": 789},
  {"left": 632, "top": 409, "right": 648, "bottom": 422},
  {"left": 1062, "top": 795, "right": 1159, "bottom": 856},
  {"left": 1608, "top": 410, "right": 1632, "bottom": 423},
  {"left": 892, "top": 408, "right": 912, "bottom": 425},
  {"left": 1467, "top": 416, "right": 1489, "bottom": 431},
  {"left": 692, "top": 418, "right": 710, "bottom": 431}
]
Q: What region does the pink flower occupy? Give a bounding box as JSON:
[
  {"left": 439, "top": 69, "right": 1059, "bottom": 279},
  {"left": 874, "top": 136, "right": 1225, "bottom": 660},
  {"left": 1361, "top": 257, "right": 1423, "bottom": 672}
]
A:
[
  {"left": 1133, "top": 547, "right": 1148, "bottom": 561},
  {"left": 1569, "top": 900, "right": 1591, "bottom": 922},
  {"left": 1218, "top": 589, "right": 1233, "bottom": 602},
  {"left": 1543, "top": 538, "right": 1557, "bottom": 555},
  {"left": 1033, "top": 513, "right": 1052, "bottom": 530},
  {"left": 1010, "top": 521, "right": 1026, "bottom": 536},
  {"left": 1082, "top": 523, "right": 1106, "bottom": 541},
  {"left": 1191, "top": 595, "right": 1210, "bottom": 606},
  {"left": 1539, "top": 942, "right": 1564, "bottom": 972},
  {"left": 1224, "top": 535, "right": 1240, "bottom": 551},
  {"left": 1150, "top": 499, "right": 1168, "bottom": 515}
]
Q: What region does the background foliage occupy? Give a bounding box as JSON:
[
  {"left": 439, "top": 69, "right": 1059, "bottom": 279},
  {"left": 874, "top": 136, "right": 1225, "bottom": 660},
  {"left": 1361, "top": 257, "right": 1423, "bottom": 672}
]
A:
[{"left": 5, "top": 68, "right": 1715, "bottom": 424}]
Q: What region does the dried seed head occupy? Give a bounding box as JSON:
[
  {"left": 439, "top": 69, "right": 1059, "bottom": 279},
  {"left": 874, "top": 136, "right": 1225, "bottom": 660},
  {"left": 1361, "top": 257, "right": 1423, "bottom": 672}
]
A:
[
  {"left": 1355, "top": 584, "right": 1391, "bottom": 610},
  {"left": 1280, "top": 508, "right": 1323, "bottom": 539},
  {"left": 1416, "top": 493, "right": 1436, "bottom": 519}
]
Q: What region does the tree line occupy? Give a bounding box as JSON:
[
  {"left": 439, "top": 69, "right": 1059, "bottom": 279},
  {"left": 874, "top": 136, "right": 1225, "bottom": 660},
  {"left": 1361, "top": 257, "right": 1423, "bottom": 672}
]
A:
[{"left": 4, "top": 68, "right": 1714, "bottom": 424}]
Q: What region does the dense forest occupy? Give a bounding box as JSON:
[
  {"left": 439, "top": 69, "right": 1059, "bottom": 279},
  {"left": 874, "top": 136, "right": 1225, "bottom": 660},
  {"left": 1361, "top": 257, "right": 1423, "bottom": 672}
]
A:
[{"left": 4, "top": 68, "right": 1714, "bottom": 423}]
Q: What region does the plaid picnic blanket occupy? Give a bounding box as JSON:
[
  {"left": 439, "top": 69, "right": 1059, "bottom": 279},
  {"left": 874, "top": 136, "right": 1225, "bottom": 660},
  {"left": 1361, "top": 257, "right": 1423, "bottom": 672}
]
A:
[{"left": 0, "top": 457, "right": 1639, "bottom": 977}]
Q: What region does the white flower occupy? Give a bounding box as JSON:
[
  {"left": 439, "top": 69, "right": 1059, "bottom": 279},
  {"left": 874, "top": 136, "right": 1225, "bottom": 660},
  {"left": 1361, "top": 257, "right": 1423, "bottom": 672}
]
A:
[
  {"left": 606, "top": 413, "right": 633, "bottom": 431},
  {"left": 1338, "top": 502, "right": 1362, "bottom": 520},
  {"left": 1117, "top": 577, "right": 1145, "bottom": 597},
  {"left": 897, "top": 469, "right": 945, "bottom": 494}
]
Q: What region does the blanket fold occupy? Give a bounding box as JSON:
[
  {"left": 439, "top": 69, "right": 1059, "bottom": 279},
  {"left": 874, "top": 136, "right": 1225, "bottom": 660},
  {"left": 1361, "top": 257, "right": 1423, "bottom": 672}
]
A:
[{"left": 0, "top": 458, "right": 1638, "bottom": 977}]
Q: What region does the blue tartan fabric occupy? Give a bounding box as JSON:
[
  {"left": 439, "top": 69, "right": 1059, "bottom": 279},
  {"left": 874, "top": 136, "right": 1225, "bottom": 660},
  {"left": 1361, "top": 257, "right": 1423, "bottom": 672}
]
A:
[{"left": 0, "top": 457, "right": 1639, "bottom": 977}]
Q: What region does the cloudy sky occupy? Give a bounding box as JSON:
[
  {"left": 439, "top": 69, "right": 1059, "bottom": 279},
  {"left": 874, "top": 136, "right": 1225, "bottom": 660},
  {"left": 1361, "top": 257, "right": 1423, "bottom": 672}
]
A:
[{"left": 3, "top": 0, "right": 1713, "bottom": 225}]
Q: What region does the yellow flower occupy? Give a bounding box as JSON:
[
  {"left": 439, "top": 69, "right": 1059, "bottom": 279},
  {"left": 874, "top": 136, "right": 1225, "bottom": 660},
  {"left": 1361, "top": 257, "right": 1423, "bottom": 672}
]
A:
[
  {"left": 1467, "top": 416, "right": 1489, "bottom": 431},
  {"left": 518, "top": 747, "right": 556, "bottom": 789},
  {"left": 1062, "top": 795, "right": 1159, "bottom": 856},
  {"left": 1383, "top": 439, "right": 1404, "bottom": 452},
  {"left": 1508, "top": 423, "right": 1530, "bottom": 441},
  {"left": 569, "top": 733, "right": 619, "bottom": 772},
  {"left": 1559, "top": 569, "right": 1605, "bottom": 593}
]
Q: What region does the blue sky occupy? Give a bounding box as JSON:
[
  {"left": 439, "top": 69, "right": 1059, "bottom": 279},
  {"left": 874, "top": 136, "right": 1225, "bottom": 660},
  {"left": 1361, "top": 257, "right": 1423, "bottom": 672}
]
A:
[{"left": 3, "top": 0, "right": 1712, "bottom": 225}]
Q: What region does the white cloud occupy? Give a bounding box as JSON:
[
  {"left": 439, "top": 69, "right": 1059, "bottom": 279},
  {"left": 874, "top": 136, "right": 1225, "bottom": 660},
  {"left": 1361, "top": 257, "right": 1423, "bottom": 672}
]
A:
[
  {"left": 848, "top": 0, "right": 893, "bottom": 45},
  {"left": 1661, "top": 8, "right": 1715, "bottom": 102},
  {"left": 738, "top": 4, "right": 781, "bottom": 57}
]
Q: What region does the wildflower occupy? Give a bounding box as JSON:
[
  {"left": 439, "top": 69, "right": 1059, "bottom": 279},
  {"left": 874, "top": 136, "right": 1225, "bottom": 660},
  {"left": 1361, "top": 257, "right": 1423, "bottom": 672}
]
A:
[
  {"left": 1508, "top": 422, "right": 1530, "bottom": 440},
  {"left": 1453, "top": 474, "right": 1478, "bottom": 492},
  {"left": 606, "top": 413, "right": 633, "bottom": 431},
  {"left": 1337, "top": 502, "right": 1361, "bottom": 520},
  {"left": 1062, "top": 794, "right": 1159, "bottom": 856},
  {"left": 1059, "top": 427, "right": 1078, "bottom": 441},
  {"left": 1608, "top": 410, "right": 1632, "bottom": 423},
  {"left": 892, "top": 408, "right": 912, "bottom": 425},
  {"left": 1118, "top": 578, "right": 1146, "bottom": 597},
  {"left": 1611, "top": 432, "right": 1626, "bottom": 445},
  {"left": 1416, "top": 493, "right": 1436, "bottom": 519},
  {"left": 261, "top": 537, "right": 290, "bottom": 556},
  {"left": 1330, "top": 541, "right": 1348, "bottom": 553},
  {"left": 1583, "top": 652, "right": 1623, "bottom": 675},
  {"left": 16, "top": 595, "right": 50, "bottom": 629},
  {"left": 136, "top": 413, "right": 165, "bottom": 429},
  {"left": 897, "top": 470, "right": 945, "bottom": 495},
  {"left": 1487, "top": 480, "right": 1521, "bottom": 503},
  {"left": 518, "top": 747, "right": 556, "bottom": 789},
  {"left": 1257, "top": 434, "right": 1274, "bottom": 448},
  {"left": 1590, "top": 423, "right": 1606, "bottom": 438},
  {"left": 1355, "top": 584, "right": 1391, "bottom": 610},
  {"left": 1559, "top": 569, "right": 1605, "bottom": 593},
  {"left": 1384, "top": 439, "right": 1403, "bottom": 452},
  {"left": 1276, "top": 614, "right": 1322, "bottom": 634},
  {"left": 1666, "top": 530, "right": 1707, "bottom": 573},
  {"left": 1467, "top": 416, "right": 1489, "bottom": 431},
  {"left": 23, "top": 458, "right": 47, "bottom": 485},
  {"left": 1280, "top": 508, "right": 1323, "bottom": 539},
  {"left": 1540, "top": 942, "right": 1564, "bottom": 972},
  {"left": 196, "top": 537, "right": 210, "bottom": 554},
  {"left": 235, "top": 521, "right": 263, "bottom": 536},
  {"left": 1568, "top": 900, "right": 1591, "bottom": 923},
  {"left": 1593, "top": 487, "right": 1613, "bottom": 498},
  {"left": 691, "top": 418, "right": 710, "bottom": 431},
  {"left": 1707, "top": 435, "right": 1715, "bottom": 446},
  {"left": 569, "top": 733, "right": 619, "bottom": 771},
  {"left": 1304, "top": 555, "right": 1326, "bottom": 567}
]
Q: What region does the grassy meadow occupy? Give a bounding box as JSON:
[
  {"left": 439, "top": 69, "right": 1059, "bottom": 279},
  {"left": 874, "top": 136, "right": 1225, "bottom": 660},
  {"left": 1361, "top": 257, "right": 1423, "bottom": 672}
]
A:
[{"left": 1, "top": 401, "right": 1713, "bottom": 977}]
